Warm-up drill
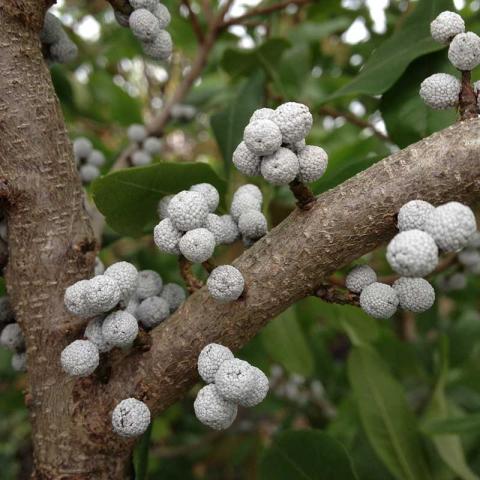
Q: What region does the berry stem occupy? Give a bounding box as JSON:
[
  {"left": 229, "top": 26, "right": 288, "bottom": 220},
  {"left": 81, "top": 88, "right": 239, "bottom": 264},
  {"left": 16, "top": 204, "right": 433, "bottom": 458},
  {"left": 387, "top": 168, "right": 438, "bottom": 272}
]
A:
[
  {"left": 179, "top": 256, "right": 204, "bottom": 293},
  {"left": 459, "top": 70, "right": 479, "bottom": 120},
  {"left": 289, "top": 179, "right": 316, "bottom": 210},
  {"left": 202, "top": 260, "right": 215, "bottom": 274},
  {"left": 315, "top": 285, "right": 359, "bottom": 306}
]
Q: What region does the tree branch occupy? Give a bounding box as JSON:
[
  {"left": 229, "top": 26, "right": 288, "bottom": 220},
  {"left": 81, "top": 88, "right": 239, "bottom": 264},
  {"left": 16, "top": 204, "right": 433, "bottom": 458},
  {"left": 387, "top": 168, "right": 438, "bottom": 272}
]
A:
[
  {"left": 105, "top": 118, "right": 480, "bottom": 418},
  {"left": 220, "top": 0, "right": 313, "bottom": 28},
  {"left": 181, "top": 0, "right": 204, "bottom": 42}
]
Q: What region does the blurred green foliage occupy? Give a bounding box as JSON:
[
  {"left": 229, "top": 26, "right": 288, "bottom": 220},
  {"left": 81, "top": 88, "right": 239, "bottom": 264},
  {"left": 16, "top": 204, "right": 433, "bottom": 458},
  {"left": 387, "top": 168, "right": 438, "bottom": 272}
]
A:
[{"left": 2, "top": 0, "right": 480, "bottom": 479}]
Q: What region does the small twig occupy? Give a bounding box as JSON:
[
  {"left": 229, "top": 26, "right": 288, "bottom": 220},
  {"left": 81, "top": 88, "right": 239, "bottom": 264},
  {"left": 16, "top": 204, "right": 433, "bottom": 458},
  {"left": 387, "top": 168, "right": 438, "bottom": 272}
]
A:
[
  {"left": 319, "top": 106, "right": 390, "bottom": 142},
  {"left": 179, "top": 256, "right": 204, "bottom": 293},
  {"left": 181, "top": 0, "right": 205, "bottom": 42},
  {"left": 202, "top": 259, "right": 215, "bottom": 274},
  {"left": 289, "top": 179, "right": 316, "bottom": 210},
  {"left": 395, "top": 311, "right": 417, "bottom": 342},
  {"left": 316, "top": 285, "right": 359, "bottom": 306},
  {"left": 220, "top": 0, "right": 312, "bottom": 29},
  {"left": 459, "top": 70, "right": 479, "bottom": 121}
]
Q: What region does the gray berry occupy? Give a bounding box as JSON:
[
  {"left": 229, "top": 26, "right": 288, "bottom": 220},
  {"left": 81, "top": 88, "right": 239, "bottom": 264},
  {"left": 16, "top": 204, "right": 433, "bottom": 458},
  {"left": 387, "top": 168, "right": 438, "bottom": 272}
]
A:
[
  {"left": 243, "top": 120, "right": 282, "bottom": 156},
  {"left": 207, "top": 265, "right": 244, "bottom": 303},
  {"left": 179, "top": 228, "right": 216, "bottom": 263},
  {"left": 136, "top": 296, "right": 170, "bottom": 328},
  {"left": 360, "top": 282, "right": 399, "bottom": 319},
  {"left": 261, "top": 147, "right": 299, "bottom": 186}
]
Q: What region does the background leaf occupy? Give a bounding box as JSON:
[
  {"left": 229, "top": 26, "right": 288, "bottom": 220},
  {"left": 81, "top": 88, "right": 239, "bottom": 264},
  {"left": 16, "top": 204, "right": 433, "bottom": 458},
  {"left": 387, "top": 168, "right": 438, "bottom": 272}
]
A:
[
  {"left": 92, "top": 162, "right": 226, "bottom": 236},
  {"left": 348, "top": 347, "right": 432, "bottom": 480},
  {"left": 259, "top": 430, "right": 358, "bottom": 480}
]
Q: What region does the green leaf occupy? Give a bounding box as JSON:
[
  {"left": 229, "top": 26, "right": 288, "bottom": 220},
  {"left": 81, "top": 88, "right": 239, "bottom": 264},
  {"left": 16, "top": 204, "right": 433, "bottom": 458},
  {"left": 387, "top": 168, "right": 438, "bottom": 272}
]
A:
[
  {"left": 422, "top": 337, "right": 479, "bottom": 480},
  {"left": 211, "top": 72, "right": 265, "bottom": 167},
  {"left": 92, "top": 162, "right": 226, "bottom": 236},
  {"left": 134, "top": 423, "right": 152, "bottom": 480},
  {"left": 260, "top": 307, "right": 314, "bottom": 377},
  {"left": 221, "top": 39, "right": 291, "bottom": 78},
  {"left": 380, "top": 51, "right": 457, "bottom": 148},
  {"left": 348, "top": 347, "right": 432, "bottom": 480},
  {"left": 422, "top": 414, "right": 480, "bottom": 436},
  {"left": 259, "top": 430, "right": 358, "bottom": 480},
  {"left": 326, "top": 0, "right": 453, "bottom": 100}
]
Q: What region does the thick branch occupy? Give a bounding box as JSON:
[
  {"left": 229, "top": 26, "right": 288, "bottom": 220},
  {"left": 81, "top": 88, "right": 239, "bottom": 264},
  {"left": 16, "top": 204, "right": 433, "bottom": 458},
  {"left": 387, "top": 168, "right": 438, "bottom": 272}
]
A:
[
  {"left": 181, "top": 0, "right": 204, "bottom": 42},
  {"left": 459, "top": 70, "right": 479, "bottom": 120},
  {"left": 106, "top": 119, "right": 480, "bottom": 416}
]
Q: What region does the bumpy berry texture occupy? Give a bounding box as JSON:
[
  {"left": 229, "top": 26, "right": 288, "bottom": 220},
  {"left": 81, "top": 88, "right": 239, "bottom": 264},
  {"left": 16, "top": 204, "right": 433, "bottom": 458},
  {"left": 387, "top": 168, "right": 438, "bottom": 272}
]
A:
[
  {"left": 131, "top": 150, "right": 152, "bottom": 166},
  {"left": 458, "top": 249, "right": 480, "bottom": 268},
  {"left": 0, "top": 323, "right": 24, "bottom": 352},
  {"left": 154, "top": 218, "right": 182, "bottom": 254},
  {"left": 112, "top": 398, "right": 151, "bottom": 437},
  {"left": 215, "top": 358, "right": 256, "bottom": 403},
  {"left": 220, "top": 215, "right": 240, "bottom": 244},
  {"left": 129, "top": 8, "right": 160, "bottom": 41},
  {"left": 102, "top": 311, "right": 139, "bottom": 347},
  {"left": 238, "top": 211, "right": 267, "bottom": 240},
  {"left": 360, "top": 282, "right": 399, "bottom": 319},
  {"left": 234, "top": 184, "right": 263, "bottom": 202},
  {"left": 73, "top": 137, "right": 93, "bottom": 160},
  {"left": 296, "top": 145, "right": 328, "bottom": 183},
  {"left": 85, "top": 275, "right": 122, "bottom": 314},
  {"left": 230, "top": 193, "right": 262, "bottom": 222},
  {"left": 386, "top": 230, "right": 439, "bottom": 277},
  {"left": 84, "top": 317, "right": 111, "bottom": 353},
  {"left": 160, "top": 283, "right": 186, "bottom": 312},
  {"left": 197, "top": 343, "right": 234, "bottom": 383},
  {"left": 142, "top": 30, "right": 173, "bottom": 60},
  {"left": 420, "top": 74, "right": 461, "bottom": 109},
  {"left": 64, "top": 280, "right": 92, "bottom": 317},
  {"left": 194, "top": 384, "right": 238, "bottom": 430},
  {"left": 271, "top": 102, "right": 313, "bottom": 144},
  {"left": 243, "top": 120, "right": 282, "bottom": 156},
  {"left": 130, "top": 0, "right": 158, "bottom": 10},
  {"left": 448, "top": 32, "right": 480, "bottom": 71},
  {"left": 393, "top": 277, "right": 435, "bottom": 313},
  {"left": 127, "top": 124, "right": 147, "bottom": 143},
  {"left": 468, "top": 231, "right": 480, "bottom": 249},
  {"left": 190, "top": 183, "right": 219, "bottom": 212},
  {"left": 345, "top": 265, "right": 377, "bottom": 293},
  {"left": 261, "top": 147, "right": 299, "bottom": 185},
  {"left": 423, "top": 202, "right": 477, "bottom": 252},
  {"left": 11, "top": 352, "right": 27, "bottom": 372},
  {"left": 88, "top": 150, "right": 106, "bottom": 167},
  {"left": 233, "top": 142, "right": 261, "bottom": 176},
  {"left": 143, "top": 136, "right": 162, "bottom": 154},
  {"left": 430, "top": 11, "right": 465, "bottom": 45},
  {"left": 179, "top": 228, "right": 216, "bottom": 263},
  {"left": 250, "top": 108, "right": 274, "bottom": 122},
  {"left": 105, "top": 261, "right": 138, "bottom": 302},
  {"left": 157, "top": 194, "right": 173, "bottom": 219},
  {"left": 40, "top": 12, "right": 64, "bottom": 45},
  {"left": 136, "top": 296, "right": 170, "bottom": 328},
  {"left": 168, "top": 191, "right": 209, "bottom": 232},
  {"left": 152, "top": 3, "right": 171, "bottom": 29},
  {"left": 207, "top": 266, "right": 245, "bottom": 303},
  {"left": 80, "top": 164, "right": 100, "bottom": 184},
  {"left": 136, "top": 270, "right": 163, "bottom": 299},
  {"left": 60, "top": 340, "right": 99, "bottom": 377},
  {"left": 238, "top": 366, "right": 269, "bottom": 408},
  {"left": 397, "top": 200, "right": 435, "bottom": 231},
  {"left": 49, "top": 38, "right": 78, "bottom": 64}
]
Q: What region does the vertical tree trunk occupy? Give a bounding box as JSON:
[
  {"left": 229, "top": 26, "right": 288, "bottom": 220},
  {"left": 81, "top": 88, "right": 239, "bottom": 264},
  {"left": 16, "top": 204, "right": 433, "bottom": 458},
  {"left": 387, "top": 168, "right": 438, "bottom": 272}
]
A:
[{"left": 0, "top": 3, "right": 133, "bottom": 478}]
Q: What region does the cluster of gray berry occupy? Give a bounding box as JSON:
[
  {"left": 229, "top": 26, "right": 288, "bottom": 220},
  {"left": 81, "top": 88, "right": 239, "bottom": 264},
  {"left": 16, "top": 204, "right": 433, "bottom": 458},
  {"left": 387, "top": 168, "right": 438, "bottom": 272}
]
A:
[
  {"left": 62, "top": 262, "right": 185, "bottom": 377},
  {"left": 113, "top": 0, "right": 172, "bottom": 61},
  {"left": 437, "top": 230, "right": 480, "bottom": 291},
  {"left": 346, "top": 200, "right": 477, "bottom": 319},
  {"left": 73, "top": 137, "right": 106, "bottom": 185},
  {"left": 40, "top": 11, "right": 78, "bottom": 65},
  {"left": 155, "top": 183, "right": 267, "bottom": 262},
  {"left": 420, "top": 11, "right": 480, "bottom": 110},
  {"left": 127, "top": 124, "right": 162, "bottom": 166},
  {"left": 233, "top": 102, "right": 328, "bottom": 187},
  {"left": 0, "top": 297, "right": 26, "bottom": 373},
  {"left": 194, "top": 343, "right": 269, "bottom": 430}
]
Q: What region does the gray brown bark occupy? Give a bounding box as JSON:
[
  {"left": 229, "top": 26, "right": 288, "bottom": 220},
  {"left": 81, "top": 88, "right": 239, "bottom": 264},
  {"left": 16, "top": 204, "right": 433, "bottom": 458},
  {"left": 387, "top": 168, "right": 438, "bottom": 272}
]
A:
[{"left": 0, "top": 3, "right": 132, "bottom": 478}]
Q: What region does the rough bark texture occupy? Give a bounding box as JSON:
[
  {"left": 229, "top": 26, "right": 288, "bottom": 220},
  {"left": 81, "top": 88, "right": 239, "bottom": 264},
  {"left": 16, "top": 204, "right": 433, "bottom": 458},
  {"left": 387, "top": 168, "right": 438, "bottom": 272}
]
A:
[
  {"left": 0, "top": 3, "right": 131, "bottom": 478},
  {"left": 105, "top": 118, "right": 480, "bottom": 418}
]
